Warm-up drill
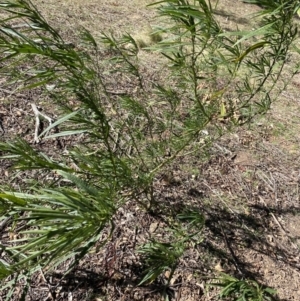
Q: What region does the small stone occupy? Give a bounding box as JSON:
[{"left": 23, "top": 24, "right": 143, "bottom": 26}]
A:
[{"left": 149, "top": 222, "right": 158, "bottom": 233}]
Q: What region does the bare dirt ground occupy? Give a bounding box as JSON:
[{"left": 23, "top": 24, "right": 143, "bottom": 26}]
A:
[{"left": 1, "top": 0, "right": 300, "bottom": 300}]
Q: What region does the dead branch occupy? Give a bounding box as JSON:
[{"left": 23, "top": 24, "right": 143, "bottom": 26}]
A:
[{"left": 31, "top": 103, "right": 53, "bottom": 143}]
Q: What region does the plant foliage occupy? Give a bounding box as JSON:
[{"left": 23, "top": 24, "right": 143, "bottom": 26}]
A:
[
  {"left": 0, "top": 0, "right": 298, "bottom": 299},
  {"left": 211, "top": 273, "right": 277, "bottom": 301}
]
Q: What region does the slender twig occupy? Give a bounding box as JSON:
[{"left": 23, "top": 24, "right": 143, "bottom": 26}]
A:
[
  {"left": 38, "top": 266, "right": 56, "bottom": 300},
  {"left": 219, "top": 221, "right": 245, "bottom": 276},
  {"left": 259, "top": 196, "right": 298, "bottom": 250},
  {"left": 0, "top": 87, "right": 26, "bottom": 98}
]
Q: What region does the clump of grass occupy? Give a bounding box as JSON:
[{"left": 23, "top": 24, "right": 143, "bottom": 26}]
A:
[
  {"left": 132, "top": 25, "right": 163, "bottom": 49},
  {"left": 210, "top": 273, "right": 277, "bottom": 301}
]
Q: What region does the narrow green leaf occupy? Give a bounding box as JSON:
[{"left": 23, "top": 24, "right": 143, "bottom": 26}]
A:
[
  {"left": 235, "top": 41, "right": 269, "bottom": 63},
  {"left": 219, "top": 23, "right": 276, "bottom": 46},
  {"left": 0, "top": 194, "right": 27, "bottom": 206},
  {"left": 39, "top": 109, "right": 83, "bottom": 138},
  {"left": 44, "top": 129, "right": 87, "bottom": 139}
]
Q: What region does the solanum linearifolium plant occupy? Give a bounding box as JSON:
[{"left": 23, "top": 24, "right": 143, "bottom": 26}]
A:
[
  {"left": 210, "top": 273, "right": 277, "bottom": 301},
  {"left": 0, "top": 0, "right": 298, "bottom": 298}
]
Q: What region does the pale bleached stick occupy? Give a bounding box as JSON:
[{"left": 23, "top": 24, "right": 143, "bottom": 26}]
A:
[{"left": 31, "top": 103, "right": 53, "bottom": 143}]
